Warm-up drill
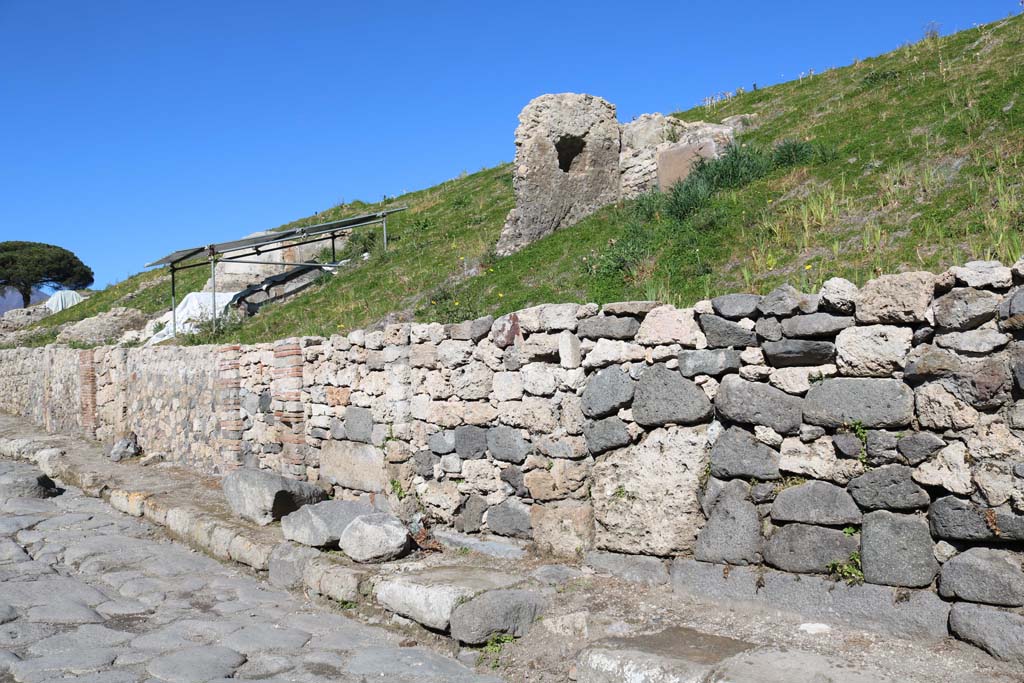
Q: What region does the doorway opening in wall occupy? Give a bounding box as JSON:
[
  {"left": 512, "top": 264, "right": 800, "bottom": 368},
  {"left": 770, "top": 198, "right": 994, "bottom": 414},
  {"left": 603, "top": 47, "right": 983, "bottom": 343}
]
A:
[{"left": 556, "top": 134, "right": 586, "bottom": 172}]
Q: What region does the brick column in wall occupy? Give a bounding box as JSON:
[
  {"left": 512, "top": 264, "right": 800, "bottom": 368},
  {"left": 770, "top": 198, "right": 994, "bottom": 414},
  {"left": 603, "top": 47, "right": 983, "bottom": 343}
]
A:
[
  {"left": 272, "top": 338, "right": 306, "bottom": 479},
  {"left": 217, "top": 344, "right": 244, "bottom": 471},
  {"left": 78, "top": 349, "right": 97, "bottom": 435}
]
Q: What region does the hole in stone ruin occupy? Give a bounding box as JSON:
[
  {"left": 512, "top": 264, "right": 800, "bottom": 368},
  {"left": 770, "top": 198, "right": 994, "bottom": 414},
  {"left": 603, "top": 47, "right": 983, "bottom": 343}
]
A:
[{"left": 555, "top": 134, "right": 586, "bottom": 173}]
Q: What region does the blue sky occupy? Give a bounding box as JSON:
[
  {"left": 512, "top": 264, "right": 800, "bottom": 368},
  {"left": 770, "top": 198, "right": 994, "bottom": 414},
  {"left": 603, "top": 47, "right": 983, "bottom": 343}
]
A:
[{"left": 1, "top": 1, "right": 1018, "bottom": 288}]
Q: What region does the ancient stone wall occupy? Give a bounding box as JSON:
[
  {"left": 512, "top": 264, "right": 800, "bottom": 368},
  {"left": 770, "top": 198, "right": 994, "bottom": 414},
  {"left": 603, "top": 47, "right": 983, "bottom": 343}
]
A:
[{"left": 1, "top": 259, "right": 1023, "bottom": 638}]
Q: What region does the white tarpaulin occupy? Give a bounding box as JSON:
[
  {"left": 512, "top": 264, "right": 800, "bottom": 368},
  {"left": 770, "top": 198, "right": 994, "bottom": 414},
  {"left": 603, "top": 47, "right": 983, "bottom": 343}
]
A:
[
  {"left": 145, "top": 291, "right": 239, "bottom": 346},
  {"left": 44, "top": 290, "right": 84, "bottom": 313}
]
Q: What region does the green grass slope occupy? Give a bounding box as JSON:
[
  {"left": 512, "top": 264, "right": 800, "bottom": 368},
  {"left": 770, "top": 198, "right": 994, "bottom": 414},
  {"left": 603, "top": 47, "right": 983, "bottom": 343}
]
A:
[{"left": 435, "top": 15, "right": 1024, "bottom": 319}]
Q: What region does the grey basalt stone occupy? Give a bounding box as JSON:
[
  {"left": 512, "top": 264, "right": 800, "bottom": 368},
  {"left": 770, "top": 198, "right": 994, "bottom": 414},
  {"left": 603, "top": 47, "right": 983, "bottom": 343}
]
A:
[
  {"left": 897, "top": 432, "right": 945, "bottom": 465},
  {"left": 269, "top": 541, "right": 321, "bottom": 589},
  {"left": 454, "top": 425, "right": 488, "bottom": 459},
  {"left": 827, "top": 430, "right": 861, "bottom": 459},
  {"left": 449, "top": 589, "right": 547, "bottom": 645},
  {"left": 222, "top": 468, "right": 328, "bottom": 526},
  {"left": 694, "top": 489, "right": 762, "bottom": 565},
  {"left": 758, "top": 284, "right": 803, "bottom": 317},
  {"left": 771, "top": 481, "right": 862, "bottom": 525},
  {"left": 109, "top": 432, "right": 140, "bottom": 462},
  {"left": 763, "top": 524, "right": 858, "bottom": 574},
  {"left": 761, "top": 339, "right": 835, "bottom": 367},
  {"left": 583, "top": 417, "right": 632, "bottom": 455},
  {"left": 344, "top": 406, "right": 374, "bottom": 444},
  {"left": 486, "top": 426, "right": 531, "bottom": 464},
  {"left": 949, "top": 602, "right": 1024, "bottom": 665},
  {"left": 500, "top": 466, "right": 529, "bottom": 497},
  {"left": 803, "top": 378, "right": 914, "bottom": 429},
  {"left": 581, "top": 367, "right": 635, "bottom": 418},
  {"left": 487, "top": 498, "right": 532, "bottom": 538},
  {"left": 847, "top": 465, "right": 929, "bottom": 510},
  {"left": 585, "top": 550, "right": 669, "bottom": 585},
  {"left": 780, "top": 313, "right": 855, "bottom": 339},
  {"left": 147, "top": 645, "right": 246, "bottom": 683},
  {"left": 428, "top": 430, "right": 456, "bottom": 455},
  {"left": 998, "top": 287, "right": 1024, "bottom": 330},
  {"left": 755, "top": 317, "right": 783, "bottom": 341},
  {"left": 939, "top": 548, "right": 1024, "bottom": 606},
  {"left": 861, "top": 511, "right": 938, "bottom": 588},
  {"left": 677, "top": 349, "right": 741, "bottom": 378},
  {"left": 632, "top": 364, "right": 712, "bottom": 427},
  {"left": 338, "top": 513, "right": 411, "bottom": 563},
  {"left": 281, "top": 499, "right": 374, "bottom": 547},
  {"left": 929, "top": 496, "right": 1024, "bottom": 542},
  {"left": 413, "top": 450, "right": 439, "bottom": 478},
  {"left": 715, "top": 375, "right": 803, "bottom": 435},
  {"left": 576, "top": 315, "right": 640, "bottom": 340},
  {"left": 700, "top": 314, "right": 757, "bottom": 348},
  {"left": 447, "top": 315, "right": 494, "bottom": 341},
  {"left": 0, "top": 468, "right": 57, "bottom": 500},
  {"left": 932, "top": 287, "right": 1000, "bottom": 330},
  {"left": 709, "top": 426, "right": 781, "bottom": 481},
  {"left": 455, "top": 494, "right": 488, "bottom": 533},
  {"left": 711, "top": 293, "right": 762, "bottom": 319}
]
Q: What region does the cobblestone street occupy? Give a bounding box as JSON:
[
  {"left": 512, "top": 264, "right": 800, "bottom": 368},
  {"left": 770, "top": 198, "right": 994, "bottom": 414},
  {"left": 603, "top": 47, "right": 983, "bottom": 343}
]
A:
[{"left": 0, "top": 459, "right": 499, "bottom": 683}]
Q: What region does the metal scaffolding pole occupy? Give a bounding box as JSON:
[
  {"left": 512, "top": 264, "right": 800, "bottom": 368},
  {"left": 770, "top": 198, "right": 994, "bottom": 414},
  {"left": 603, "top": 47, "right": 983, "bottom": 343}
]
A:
[
  {"left": 170, "top": 265, "right": 177, "bottom": 336},
  {"left": 209, "top": 249, "right": 217, "bottom": 332}
]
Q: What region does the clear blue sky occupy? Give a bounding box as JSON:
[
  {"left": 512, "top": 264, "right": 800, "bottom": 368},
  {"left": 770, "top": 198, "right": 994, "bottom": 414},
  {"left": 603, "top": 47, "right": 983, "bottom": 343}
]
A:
[{"left": 1, "top": 1, "right": 1018, "bottom": 288}]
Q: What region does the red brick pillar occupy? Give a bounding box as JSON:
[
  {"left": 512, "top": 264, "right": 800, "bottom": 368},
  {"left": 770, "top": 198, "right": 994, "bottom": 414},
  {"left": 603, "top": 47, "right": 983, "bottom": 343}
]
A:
[
  {"left": 217, "top": 344, "right": 244, "bottom": 471},
  {"left": 78, "top": 349, "right": 97, "bottom": 435},
  {"left": 272, "top": 338, "right": 306, "bottom": 478}
]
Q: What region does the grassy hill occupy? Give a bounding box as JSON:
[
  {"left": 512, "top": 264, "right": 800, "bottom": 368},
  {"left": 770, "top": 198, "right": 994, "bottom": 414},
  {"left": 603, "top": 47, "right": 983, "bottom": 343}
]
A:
[{"left": 20, "top": 14, "right": 1024, "bottom": 347}]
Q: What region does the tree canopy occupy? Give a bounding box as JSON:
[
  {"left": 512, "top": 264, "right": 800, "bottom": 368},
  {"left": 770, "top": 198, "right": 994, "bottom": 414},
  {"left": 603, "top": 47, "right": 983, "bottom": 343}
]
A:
[{"left": 0, "top": 241, "right": 94, "bottom": 309}]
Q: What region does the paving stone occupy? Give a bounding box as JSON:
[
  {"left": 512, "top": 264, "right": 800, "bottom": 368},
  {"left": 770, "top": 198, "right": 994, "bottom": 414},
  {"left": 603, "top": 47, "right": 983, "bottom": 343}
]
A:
[
  {"left": 0, "top": 602, "right": 16, "bottom": 624},
  {"left": 338, "top": 513, "right": 411, "bottom": 563},
  {"left": 847, "top": 465, "right": 930, "bottom": 510},
  {"left": 677, "top": 349, "right": 741, "bottom": 377},
  {"left": 576, "top": 626, "right": 754, "bottom": 683},
  {"left": 949, "top": 602, "right": 1024, "bottom": 665},
  {"left": 580, "top": 367, "right": 635, "bottom": 418},
  {"left": 432, "top": 530, "right": 527, "bottom": 559},
  {"left": 26, "top": 600, "right": 104, "bottom": 624},
  {"left": 709, "top": 426, "right": 781, "bottom": 481},
  {"left": 449, "top": 589, "right": 547, "bottom": 644},
  {"left": 771, "top": 481, "right": 862, "bottom": 525},
  {"left": 861, "top": 511, "right": 938, "bottom": 588},
  {"left": 0, "top": 467, "right": 57, "bottom": 499},
  {"left": 268, "top": 542, "right": 321, "bottom": 590},
  {"left": 803, "top": 377, "right": 914, "bottom": 429},
  {"left": 632, "top": 364, "right": 712, "bottom": 427},
  {"left": 147, "top": 645, "right": 246, "bottom": 683},
  {"left": 373, "top": 567, "right": 522, "bottom": 630},
  {"left": 345, "top": 645, "right": 500, "bottom": 682},
  {"left": 711, "top": 293, "right": 762, "bottom": 320},
  {"left": 939, "top": 548, "right": 1024, "bottom": 606},
  {"left": 585, "top": 550, "right": 669, "bottom": 585},
  {"left": 671, "top": 559, "right": 951, "bottom": 639},
  {"left": 280, "top": 499, "right": 373, "bottom": 547},
  {"left": 26, "top": 624, "right": 133, "bottom": 656},
  {"left": 712, "top": 648, "right": 897, "bottom": 682},
  {"left": 764, "top": 524, "right": 858, "bottom": 574},
  {"left": 221, "top": 468, "right": 328, "bottom": 526},
  {"left": 701, "top": 314, "right": 757, "bottom": 348},
  {"left": 221, "top": 623, "right": 311, "bottom": 654},
  {"left": 714, "top": 375, "right": 803, "bottom": 435}
]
